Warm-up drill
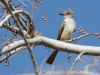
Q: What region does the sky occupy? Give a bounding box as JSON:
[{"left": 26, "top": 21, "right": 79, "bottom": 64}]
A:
[{"left": 0, "top": 0, "right": 100, "bottom": 75}]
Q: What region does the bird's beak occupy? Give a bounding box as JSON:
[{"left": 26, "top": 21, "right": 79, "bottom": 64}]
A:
[{"left": 59, "top": 13, "right": 64, "bottom": 16}]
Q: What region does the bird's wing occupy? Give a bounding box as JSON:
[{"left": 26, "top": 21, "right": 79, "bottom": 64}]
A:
[
  {"left": 74, "top": 22, "right": 76, "bottom": 32},
  {"left": 46, "top": 21, "right": 65, "bottom": 64},
  {"left": 57, "top": 21, "right": 65, "bottom": 40}
]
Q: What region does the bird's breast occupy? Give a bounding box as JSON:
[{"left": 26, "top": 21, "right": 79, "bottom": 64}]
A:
[{"left": 60, "top": 18, "right": 76, "bottom": 40}]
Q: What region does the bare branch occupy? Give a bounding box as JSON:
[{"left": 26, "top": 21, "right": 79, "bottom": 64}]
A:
[
  {"left": 1, "top": 36, "right": 100, "bottom": 56},
  {"left": 0, "top": 46, "right": 27, "bottom": 63},
  {"left": 68, "top": 51, "right": 85, "bottom": 75},
  {"left": 67, "top": 32, "right": 100, "bottom": 42},
  {"left": 0, "top": 1, "right": 38, "bottom": 75},
  {"left": 0, "top": 10, "right": 24, "bottom": 27},
  {"left": 3, "top": 23, "right": 30, "bottom": 38}
]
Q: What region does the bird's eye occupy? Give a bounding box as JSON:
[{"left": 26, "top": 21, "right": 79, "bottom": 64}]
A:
[{"left": 67, "top": 13, "right": 70, "bottom": 15}]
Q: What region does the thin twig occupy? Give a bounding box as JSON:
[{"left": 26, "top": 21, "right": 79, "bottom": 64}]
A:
[
  {"left": 68, "top": 51, "right": 85, "bottom": 75},
  {"left": 67, "top": 32, "right": 100, "bottom": 42}
]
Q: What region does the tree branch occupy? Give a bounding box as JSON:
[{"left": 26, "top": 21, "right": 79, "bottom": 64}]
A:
[
  {"left": 3, "top": 23, "right": 30, "bottom": 38},
  {"left": 0, "top": 46, "right": 27, "bottom": 63},
  {"left": 0, "top": 1, "right": 38, "bottom": 75},
  {"left": 0, "top": 36, "right": 100, "bottom": 56}
]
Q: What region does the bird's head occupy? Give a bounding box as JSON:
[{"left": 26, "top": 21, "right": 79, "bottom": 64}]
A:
[{"left": 59, "top": 8, "right": 73, "bottom": 18}]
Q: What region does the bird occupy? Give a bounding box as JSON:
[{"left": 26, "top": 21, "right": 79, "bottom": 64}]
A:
[{"left": 46, "top": 8, "right": 76, "bottom": 64}]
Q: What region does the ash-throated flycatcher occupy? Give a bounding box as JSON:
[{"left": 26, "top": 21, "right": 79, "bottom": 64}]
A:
[{"left": 46, "top": 8, "right": 76, "bottom": 64}]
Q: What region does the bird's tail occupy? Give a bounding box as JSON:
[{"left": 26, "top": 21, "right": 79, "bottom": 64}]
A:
[{"left": 46, "top": 50, "right": 58, "bottom": 64}]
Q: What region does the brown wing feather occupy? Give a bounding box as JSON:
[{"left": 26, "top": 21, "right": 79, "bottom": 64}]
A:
[
  {"left": 57, "top": 21, "right": 65, "bottom": 40},
  {"left": 46, "top": 21, "right": 65, "bottom": 64}
]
